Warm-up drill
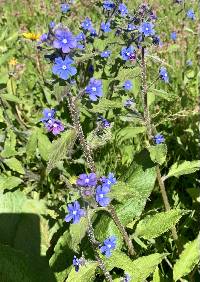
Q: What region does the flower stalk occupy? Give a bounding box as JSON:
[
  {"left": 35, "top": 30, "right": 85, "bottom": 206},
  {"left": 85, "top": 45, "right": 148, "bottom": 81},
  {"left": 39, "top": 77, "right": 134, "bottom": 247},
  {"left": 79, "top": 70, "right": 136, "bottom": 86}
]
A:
[{"left": 66, "top": 91, "right": 136, "bottom": 258}]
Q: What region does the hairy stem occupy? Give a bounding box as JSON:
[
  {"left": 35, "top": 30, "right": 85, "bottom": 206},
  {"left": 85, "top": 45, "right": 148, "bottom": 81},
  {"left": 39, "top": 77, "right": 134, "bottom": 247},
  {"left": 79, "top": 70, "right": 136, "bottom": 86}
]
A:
[
  {"left": 67, "top": 94, "right": 96, "bottom": 172},
  {"left": 108, "top": 205, "right": 136, "bottom": 256},
  {"left": 141, "top": 47, "right": 178, "bottom": 242},
  {"left": 87, "top": 211, "right": 113, "bottom": 282},
  {"left": 66, "top": 92, "right": 136, "bottom": 256}
]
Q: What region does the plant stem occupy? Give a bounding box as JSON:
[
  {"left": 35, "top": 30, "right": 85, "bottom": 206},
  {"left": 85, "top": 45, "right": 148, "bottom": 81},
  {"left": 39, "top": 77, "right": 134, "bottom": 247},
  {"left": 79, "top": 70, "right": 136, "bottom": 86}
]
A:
[
  {"left": 66, "top": 92, "right": 136, "bottom": 256},
  {"left": 108, "top": 205, "right": 136, "bottom": 256},
  {"left": 66, "top": 94, "right": 96, "bottom": 172},
  {"left": 140, "top": 47, "right": 178, "bottom": 242},
  {"left": 87, "top": 211, "right": 113, "bottom": 282}
]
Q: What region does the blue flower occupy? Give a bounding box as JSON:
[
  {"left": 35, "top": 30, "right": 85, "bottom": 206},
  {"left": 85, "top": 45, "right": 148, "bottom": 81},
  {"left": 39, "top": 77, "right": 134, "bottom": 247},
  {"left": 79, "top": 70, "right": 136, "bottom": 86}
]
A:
[
  {"left": 170, "top": 32, "right": 177, "bottom": 41},
  {"left": 127, "top": 24, "right": 136, "bottom": 31},
  {"left": 88, "top": 64, "right": 94, "bottom": 74},
  {"left": 81, "top": 17, "right": 93, "bottom": 31},
  {"left": 186, "top": 59, "right": 192, "bottom": 66},
  {"left": 100, "top": 236, "right": 116, "bottom": 257},
  {"left": 65, "top": 201, "right": 85, "bottom": 224},
  {"left": 101, "top": 173, "right": 116, "bottom": 187},
  {"left": 152, "top": 35, "right": 161, "bottom": 46},
  {"left": 61, "top": 3, "right": 70, "bottom": 13},
  {"left": 41, "top": 109, "right": 55, "bottom": 122},
  {"left": 118, "top": 3, "right": 128, "bottom": 17},
  {"left": 73, "top": 256, "right": 80, "bottom": 272},
  {"left": 76, "top": 173, "right": 97, "bottom": 187},
  {"left": 49, "top": 21, "right": 55, "bottom": 28},
  {"left": 123, "top": 274, "right": 131, "bottom": 282},
  {"left": 85, "top": 78, "right": 103, "bottom": 101},
  {"left": 89, "top": 28, "right": 97, "bottom": 37},
  {"left": 100, "top": 50, "right": 111, "bottom": 58},
  {"left": 52, "top": 57, "right": 77, "bottom": 80},
  {"left": 121, "top": 46, "right": 135, "bottom": 61},
  {"left": 96, "top": 185, "right": 110, "bottom": 207},
  {"left": 98, "top": 116, "right": 110, "bottom": 128},
  {"left": 40, "top": 33, "right": 48, "bottom": 42},
  {"left": 159, "top": 66, "right": 169, "bottom": 83},
  {"left": 76, "top": 32, "right": 86, "bottom": 41},
  {"left": 44, "top": 119, "right": 64, "bottom": 135},
  {"left": 186, "top": 9, "right": 195, "bottom": 20},
  {"left": 140, "top": 22, "right": 155, "bottom": 36},
  {"left": 53, "top": 29, "right": 77, "bottom": 53},
  {"left": 123, "top": 80, "right": 133, "bottom": 91},
  {"left": 124, "top": 98, "right": 134, "bottom": 107},
  {"left": 103, "top": 0, "right": 115, "bottom": 11},
  {"left": 101, "top": 21, "right": 111, "bottom": 33},
  {"left": 154, "top": 134, "right": 165, "bottom": 144}
]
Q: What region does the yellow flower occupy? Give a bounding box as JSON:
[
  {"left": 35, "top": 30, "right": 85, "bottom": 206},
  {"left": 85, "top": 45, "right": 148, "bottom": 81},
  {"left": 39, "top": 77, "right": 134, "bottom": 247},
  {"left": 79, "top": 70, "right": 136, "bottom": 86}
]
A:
[
  {"left": 9, "top": 58, "right": 18, "bottom": 66},
  {"left": 22, "top": 32, "right": 41, "bottom": 41}
]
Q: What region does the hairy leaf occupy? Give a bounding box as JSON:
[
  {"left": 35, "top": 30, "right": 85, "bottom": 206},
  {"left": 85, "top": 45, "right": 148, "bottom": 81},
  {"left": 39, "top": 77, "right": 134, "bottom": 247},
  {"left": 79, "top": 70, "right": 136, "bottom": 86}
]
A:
[
  {"left": 37, "top": 131, "right": 52, "bottom": 161},
  {"left": 165, "top": 160, "right": 200, "bottom": 179},
  {"left": 148, "top": 144, "right": 167, "bottom": 165},
  {"left": 135, "top": 210, "right": 186, "bottom": 239},
  {"left": 3, "top": 157, "right": 25, "bottom": 174},
  {"left": 47, "top": 129, "right": 76, "bottom": 173},
  {"left": 0, "top": 175, "right": 22, "bottom": 190},
  {"left": 173, "top": 237, "right": 200, "bottom": 281},
  {"left": 106, "top": 251, "right": 167, "bottom": 282},
  {"left": 26, "top": 128, "right": 38, "bottom": 159},
  {"left": 67, "top": 261, "right": 97, "bottom": 282}
]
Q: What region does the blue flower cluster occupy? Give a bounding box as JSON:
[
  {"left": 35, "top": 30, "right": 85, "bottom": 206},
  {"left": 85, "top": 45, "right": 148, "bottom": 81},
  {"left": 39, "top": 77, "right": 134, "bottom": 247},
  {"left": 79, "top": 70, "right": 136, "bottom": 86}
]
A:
[{"left": 41, "top": 109, "right": 64, "bottom": 135}]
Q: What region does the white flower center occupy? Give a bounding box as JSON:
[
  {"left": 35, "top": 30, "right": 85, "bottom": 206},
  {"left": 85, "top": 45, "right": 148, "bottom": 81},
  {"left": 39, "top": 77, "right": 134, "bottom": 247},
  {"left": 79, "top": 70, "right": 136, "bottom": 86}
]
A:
[
  {"left": 92, "top": 87, "right": 96, "bottom": 92},
  {"left": 85, "top": 178, "right": 90, "bottom": 183},
  {"left": 107, "top": 180, "right": 111, "bottom": 184},
  {"left": 126, "top": 52, "right": 130, "bottom": 56},
  {"left": 53, "top": 124, "right": 58, "bottom": 128},
  {"left": 107, "top": 244, "right": 111, "bottom": 248},
  {"left": 62, "top": 65, "right": 67, "bottom": 70},
  {"left": 62, "top": 38, "right": 68, "bottom": 44},
  {"left": 48, "top": 113, "right": 52, "bottom": 117},
  {"left": 99, "top": 194, "right": 104, "bottom": 198},
  {"left": 146, "top": 27, "right": 149, "bottom": 31},
  {"left": 73, "top": 211, "right": 77, "bottom": 215}
]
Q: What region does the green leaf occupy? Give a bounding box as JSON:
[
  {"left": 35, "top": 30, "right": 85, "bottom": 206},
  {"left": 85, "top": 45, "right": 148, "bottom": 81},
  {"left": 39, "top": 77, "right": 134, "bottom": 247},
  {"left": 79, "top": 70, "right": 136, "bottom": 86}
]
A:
[
  {"left": 165, "top": 160, "right": 200, "bottom": 180},
  {"left": 117, "top": 126, "right": 146, "bottom": 143},
  {"left": 135, "top": 210, "right": 186, "bottom": 239},
  {"left": 1, "top": 129, "right": 17, "bottom": 158},
  {"left": 3, "top": 157, "right": 25, "bottom": 174},
  {"left": 67, "top": 261, "right": 98, "bottom": 282},
  {"left": 106, "top": 251, "right": 167, "bottom": 282},
  {"left": 152, "top": 267, "right": 161, "bottom": 282},
  {"left": 173, "top": 237, "right": 200, "bottom": 281},
  {"left": 91, "top": 98, "right": 121, "bottom": 113},
  {"left": 47, "top": 129, "right": 76, "bottom": 173},
  {"left": 0, "top": 175, "right": 22, "bottom": 190},
  {"left": 109, "top": 181, "right": 134, "bottom": 203},
  {"left": 26, "top": 128, "right": 38, "bottom": 159},
  {"left": 116, "top": 67, "right": 140, "bottom": 81},
  {"left": 1, "top": 93, "right": 20, "bottom": 103},
  {"left": 37, "top": 131, "right": 52, "bottom": 161},
  {"left": 69, "top": 217, "right": 88, "bottom": 252},
  {"left": 148, "top": 144, "right": 167, "bottom": 165}
]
